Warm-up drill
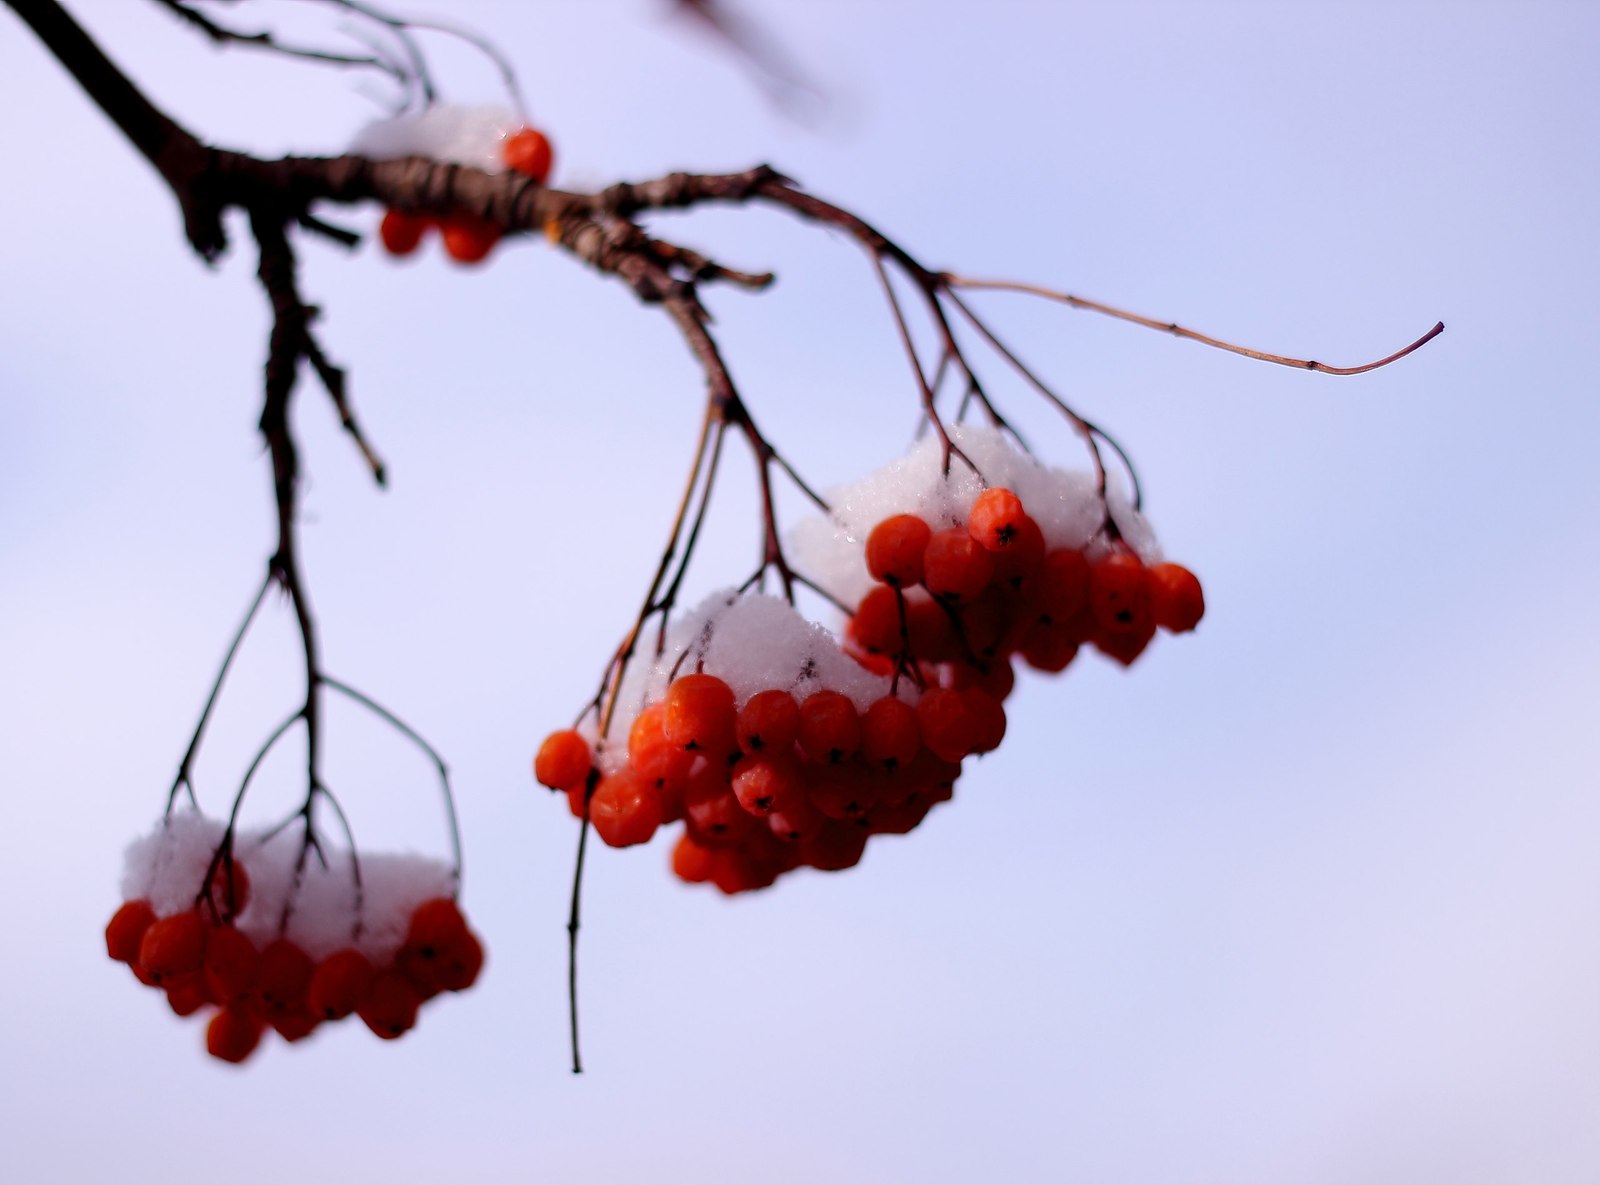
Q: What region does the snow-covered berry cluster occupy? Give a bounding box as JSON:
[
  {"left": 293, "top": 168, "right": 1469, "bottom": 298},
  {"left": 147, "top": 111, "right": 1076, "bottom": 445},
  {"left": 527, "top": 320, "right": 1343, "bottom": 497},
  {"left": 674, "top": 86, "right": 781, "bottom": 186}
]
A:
[
  {"left": 104, "top": 813, "right": 483, "bottom": 1064},
  {"left": 357, "top": 105, "right": 556, "bottom": 264},
  {"left": 537, "top": 426, "right": 1204, "bottom": 893}
]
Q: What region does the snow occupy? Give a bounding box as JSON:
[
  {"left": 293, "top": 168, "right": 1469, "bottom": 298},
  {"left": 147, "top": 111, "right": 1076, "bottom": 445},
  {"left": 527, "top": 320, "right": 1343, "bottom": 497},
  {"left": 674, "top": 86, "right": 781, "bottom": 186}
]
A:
[
  {"left": 348, "top": 103, "right": 521, "bottom": 171},
  {"left": 120, "top": 811, "right": 457, "bottom": 964},
  {"left": 789, "top": 422, "right": 1160, "bottom": 609}
]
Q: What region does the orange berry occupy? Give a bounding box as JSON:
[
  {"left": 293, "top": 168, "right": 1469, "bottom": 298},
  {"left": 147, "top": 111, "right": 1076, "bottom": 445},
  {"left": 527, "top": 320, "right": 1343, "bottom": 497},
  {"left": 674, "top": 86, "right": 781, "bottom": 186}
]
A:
[
  {"left": 203, "top": 924, "right": 260, "bottom": 1004},
  {"left": 664, "top": 673, "right": 738, "bottom": 755},
  {"left": 736, "top": 689, "right": 801, "bottom": 754},
  {"left": 671, "top": 832, "right": 718, "bottom": 883},
  {"left": 358, "top": 970, "right": 422, "bottom": 1040},
  {"left": 797, "top": 690, "right": 861, "bottom": 765},
  {"left": 730, "top": 754, "right": 804, "bottom": 816},
  {"left": 589, "top": 768, "right": 663, "bottom": 848},
  {"left": 206, "top": 1005, "right": 265, "bottom": 1065},
  {"left": 105, "top": 900, "right": 156, "bottom": 964},
  {"left": 848, "top": 585, "right": 903, "bottom": 654},
  {"left": 535, "top": 729, "right": 592, "bottom": 792},
  {"left": 989, "top": 515, "right": 1046, "bottom": 588},
  {"left": 440, "top": 211, "right": 500, "bottom": 264},
  {"left": 923, "top": 528, "right": 996, "bottom": 602},
  {"left": 866, "top": 514, "right": 932, "bottom": 587},
  {"left": 807, "top": 764, "right": 880, "bottom": 821},
  {"left": 861, "top": 696, "right": 920, "bottom": 771},
  {"left": 767, "top": 794, "right": 826, "bottom": 843},
  {"left": 1150, "top": 563, "right": 1205, "bottom": 632},
  {"left": 1088, "top": 550, "right": 1153, "bottom": 635},
  {"left": 308, "top": 949, "right": 375, "bottom": 1021},
  {"left": 254, "top": 939, "right": 314, "bottom": 1018},
  {"left": 968, "top": 488, "right": 1025, "bottom": 551},
  {"left": 1020, "top": 619, "right": 1080, "bottom": 673},
  {"left": 138, "top": 909, "right": 208, "bottom": 984},
  {"left": 502, "top": 127, "right": 554, "bottom": 182},
  {"left": 684, "top": 774, "right": 754, "bottom": 846},
  {"left": 378, "top": 208, "right": 430, "bottom": 257},
  {"left": 1094, "top": 617, "right": 1157, "bottom": 667}
]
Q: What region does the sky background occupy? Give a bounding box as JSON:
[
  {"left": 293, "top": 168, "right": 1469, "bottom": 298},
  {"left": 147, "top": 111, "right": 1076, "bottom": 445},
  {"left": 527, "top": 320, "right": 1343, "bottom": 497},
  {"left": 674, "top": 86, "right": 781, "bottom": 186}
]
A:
[{"left": 2, "top": 1, "right": 1598, "bottom": 1182}]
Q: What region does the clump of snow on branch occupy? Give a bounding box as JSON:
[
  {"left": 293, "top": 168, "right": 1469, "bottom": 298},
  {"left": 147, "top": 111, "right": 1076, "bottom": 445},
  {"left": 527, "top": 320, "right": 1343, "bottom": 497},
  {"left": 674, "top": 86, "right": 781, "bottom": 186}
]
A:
[
  {"left": 790, "top": 423, "right": 1159, "bottom": 609},
  {"left": 121, "top": 812, "right": 455, "bottom": 965},
  {"left": 350, "top": 104, "right": 520, "bottom": 171}
]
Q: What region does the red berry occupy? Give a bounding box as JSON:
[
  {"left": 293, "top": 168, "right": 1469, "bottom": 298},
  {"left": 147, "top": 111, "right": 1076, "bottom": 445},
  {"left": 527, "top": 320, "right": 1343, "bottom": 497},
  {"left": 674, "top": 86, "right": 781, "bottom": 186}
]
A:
[
  {"left": 254, "top": 939, "right": 314, "bottom": 1018},
  {"left": 535, "top": 729, "right": 592, "bottom": 792},
  {"left": 800, "top": 821, "right": 869, "bottom": 872},
  {"left": 1150, "top": 563, "right": 1205, "bottom": 632},
  {"left": 308, "top": 949, "right": 376, "bottom": 1021},
  {"left": 203, "top": 924, "right": 260, "bottom": 1004},
  {"left": 440, "top": 211, "right": 500, "bottom": 264},
  {"left": 589, "top": 769, "right": 664, "bottom": 848},
  {"left": 1039, "top": 549, "right": 1090, "bottom": 621},
  {"left": 797, "top": 690, "right": 861, "bottom": 765},
  {"left": 861, "top": 696, "right": 921, "bottom": 771},
  {"left": 767, "top": 794, "right": 826, "bottom": 843},
  {"left": 730, "top": 754, "right": 804, "bottom": 816},
  {"left": 1088, "top": 550, "right": 1153, "bottom": 635},
  {"left": 272, "top": 1010, "right": 320, "bottom": 1043},
  {"left": 378, "top": 208, "right": 430, "bottom": 257},
  {"left": 358, "top": 971, "right": 421, "bottom": 1040},
  {"left": 1020, "top": 619, "right": 1080, "bottom": 673},
  {"left": 502, "top": 127, "right": 554, "bottom": 182},
  {"left": 138, "top": 909, "right": 208, "bottom": 984},
  {"left": 665, "top": 673, "right": 738, "bottom": 755},
  {"left": 849, "top": 585, "right": 903, "bottom": 655},
  {"left": 916, "top": 687, "right": 976, "bottom": 763},
  {"left": 923, "top": 528, "right": 996, "bottom": 602},
  {"left": 165, "top": 973, "right": 212, "bottom": 1017},
  {"left": 968, "top": 488, "right": 1026, "bottom": 552},
  {"left": 206, "top": 1006, "right": 265, "bottom": 1065},
  {"left": 736, "top": 689, "right": 801, "bottom": 754},
  {"left": 671, "top": 832, "right": 718, "bottom": 883},
  {"left": 866, "top": 514, "right": 932, "bottom": 587},
  {"left": 960, "top": 687, "right": 1007, "bottom": 754},
  {"left": 105, "top": 900, "right": 156, "bottom": 964},
  {"left": 989, "top": 515, "right": 1046, "bottom": 588}
]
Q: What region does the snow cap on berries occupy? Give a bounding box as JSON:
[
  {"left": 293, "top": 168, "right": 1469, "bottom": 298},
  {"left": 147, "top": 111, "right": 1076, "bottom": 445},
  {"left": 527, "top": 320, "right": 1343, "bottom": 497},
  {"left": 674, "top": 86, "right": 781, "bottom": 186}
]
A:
[
  {"left": 790, "top": 423, "right": 1160, "bottom": 607},
  {"left": 350, "top": 104, "right": 522, "bottom": 172},
  {"left": 590, "top": 591, "right": 900, "bottom": 773},
  {"left": 121, "top": 812, "right": 456, "bottom": 964}
]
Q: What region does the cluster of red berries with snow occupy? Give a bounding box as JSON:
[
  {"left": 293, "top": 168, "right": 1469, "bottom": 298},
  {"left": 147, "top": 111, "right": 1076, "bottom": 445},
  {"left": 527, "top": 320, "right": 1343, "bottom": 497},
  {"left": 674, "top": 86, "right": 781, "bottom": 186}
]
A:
[
  {"left": 104, "top": 813, "right": 482, "bottom": 1064},
  {"left": 355, "top": 105, "right": 555, "bottom": 264},
  {"left": 536, "top": 426, "right": 1203, "bottom": 893}
]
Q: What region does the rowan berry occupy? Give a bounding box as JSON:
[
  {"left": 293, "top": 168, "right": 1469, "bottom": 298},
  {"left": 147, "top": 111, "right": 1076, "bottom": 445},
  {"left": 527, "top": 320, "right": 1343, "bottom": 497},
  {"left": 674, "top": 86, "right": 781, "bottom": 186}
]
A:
[
  {"left": 502, "top": 127, "right": 554, "bottom": 182},
  {"left": 206, "top": 1006, "right": 265, "bottom": 1065},
  {"left": 308, "top": 948, "right": 376, "bottom": 1021},
  {"left": 138, "top": 909, "right": 208, "bottom": 984},
  {"left": 535, "top": 729, "right": 592, "bottom": 793},
  {"left": 923, "top": 528, "right": 996, "bottom": 602},
  {"left": 440, "top": 211, "right": 500, "bottom": 264},
  {"left": 731, "top": 754, "right": 804, "bottom": 816},
  {"left": 866, "top": 514, "right": 932, "bottom": 587},
  {"left": 861, "top": 696, "right": 920, "bottom": 771},
  {"left": 204, "top": 859, "right": 251, "bottom": 921},
  {"left": 960, "top": 687, "right": 1007, "bottom": 754},
  {"left": 849, "top": 585, "right": 903, "bottom": 654},
  {"left": 1150, "top": 562, "right": 1205, "bottom": 632},
  {"left": 358, "top": 970, "right": 421, "bottom": 1040},
  {"left": 1088, "top": 550, "right": 1153, "bottom": 634},
  {"left": 671, "top": 832, "right": 718, "bottom": 883},
  {"left": 202, "top": 924, "right": 260, "bottom": 1004},
  {"left": 254, "top": 939, "right": 314, "bottom": 1019},
  {"left": 916, "top": 687, "right": 976, "bottom": 763},
  {"left": 165, "top": 973, "right": 211, "bottom": 1018},
  {"left": 989, "top": 515, "right": 1046, "bottom": 588},
  {"left": 665, "top": 673, "right": 738, "bottom": 755},
  {"left": 1020, "top": 620, "right": 1079, "bottom": 673},
  {"left": 798, "top": 690, "right": 861, "bottom": 764},
  {"left": 767, "top": 794, "right": 826, "bottom": 843},
  {"left": 589, "top": 769, "right": 664, "bottom": 848},
  {"left": 105, "top": 899, "right": 156, "bottom": 964},
  {"left": 800, "top": 821, "right": 869, "bottom": 872},
  {"left": 968, "top": 488, "right": 1026, "bottom": 551},
  {"left": 736, "top": 688, "right": 801, "bottom": 754},
  {"left": 684, "top": 776, "right": 754, "bottom": 846},
  {"left": 378, "top": 208, "right": 429, "bottom": 257},
  {"left": 807, "top": 764, "right": 880, "bottom": 821},
  {"left": 272, "top": 1010, "right": 320, "bottom": 1043},
  {"left": 1039, "top": 548, "right": 1090, "bottom": 622}
]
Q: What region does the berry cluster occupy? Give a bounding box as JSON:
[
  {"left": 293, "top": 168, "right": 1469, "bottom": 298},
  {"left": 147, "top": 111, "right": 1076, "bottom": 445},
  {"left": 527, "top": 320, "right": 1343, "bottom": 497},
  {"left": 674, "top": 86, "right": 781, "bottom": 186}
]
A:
[
  {"left": 108, "top": 814, "right": 480, "bottom": 1063},
  {"left": 378, "top": 125, "right": 554, "bottom": 264},
  {"left": 848, "top": 487, "right": 1203, "bottom": 682},
  {"left": 537, "top": 426, "right": 1203, "bottom": 894},
  {"left": 537, "top": 664, "right": 972, "bottom": 893}
]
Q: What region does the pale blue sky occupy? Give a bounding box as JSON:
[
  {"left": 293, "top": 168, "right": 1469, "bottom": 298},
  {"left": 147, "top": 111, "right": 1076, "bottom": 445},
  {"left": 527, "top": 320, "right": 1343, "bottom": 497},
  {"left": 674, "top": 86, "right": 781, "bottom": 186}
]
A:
[{"left": 2, "top": 2, "right": 1597, "bottom": 1183}]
